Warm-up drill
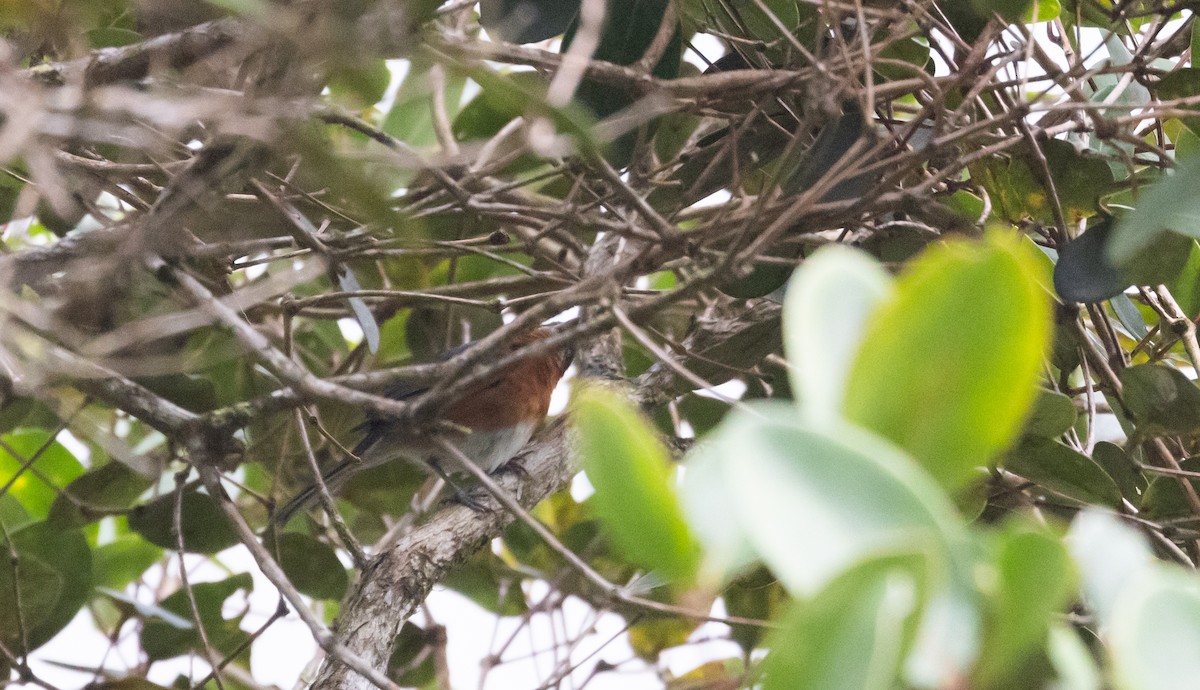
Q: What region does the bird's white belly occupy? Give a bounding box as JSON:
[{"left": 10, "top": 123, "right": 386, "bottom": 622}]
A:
[{"left": 446, "top": 421, "right": 537, "bottom": 473}]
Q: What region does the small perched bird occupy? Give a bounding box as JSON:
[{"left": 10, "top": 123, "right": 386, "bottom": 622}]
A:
[{"left": 274, "top": 327, "right": 574, "bottom": 524}]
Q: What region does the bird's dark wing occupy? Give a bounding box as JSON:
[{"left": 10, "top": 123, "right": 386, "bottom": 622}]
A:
[{"left": 351, "top": 340, "right": 476, "bottom": 454}]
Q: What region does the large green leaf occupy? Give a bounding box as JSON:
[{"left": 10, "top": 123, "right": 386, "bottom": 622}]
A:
[
  {"left": 128, "top": 489, "right": 239, "bottom": 554},
  {"left": 0, "top": 521, "right": 93, "bottom": 652},
  {"left": 48, "top": 461, "right": 154, "bottom": 527},
  {"left": 783, "top": 245, "right": 893, "bottom": 423},
  {"left": 1108, "top": 567, "right": 1200, "bottom": 690},
  {"left": 0, "top": 429, "right": 87, "bottom": 520},
  {"left": 844, "top": 233, "right": 1053, "bottom": 491},
  {"left": 763, "top": 554, "right": 926, "bottom": 690},
  {"left": 575, "top": 386, "right": 700, "bottom": 583},
  {"left": 274, "top": 532, "right": 349, "bottom": 601},
  {"left": 681, "top": 402, "right": 964, "bottom": 596}
]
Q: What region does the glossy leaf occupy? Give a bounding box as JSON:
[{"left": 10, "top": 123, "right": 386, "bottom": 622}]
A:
[
  {"left": 782, "top": 244, "right": 893, "bottom": 423},
  {"left": 844, "top": 233, "right": 1053, "bottom": 491},
  {"left": 575, "top": 386, "right": 700, "bottom": 583}
]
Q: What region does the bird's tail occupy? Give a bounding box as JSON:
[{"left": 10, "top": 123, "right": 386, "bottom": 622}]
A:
[{"left": 271, "top": 459, "right": 359, "bottom": 526}]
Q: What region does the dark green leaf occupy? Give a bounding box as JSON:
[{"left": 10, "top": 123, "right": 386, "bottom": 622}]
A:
[
  {"left": 1091, "top": 442, "right": 1146, "bottom": 500},
  {"left": 49, "top": 462, "right": 154, "bottom": 528},
  {"left": 128, "top": 490, "right": 239, "bottom": 554},
  {"left": 275, "top": 532, "right": 348, "bottom": 600},
  {"left": 1004, "top": 437, "right": 1123, "bottom": 507},
  {"left": 1119, "top": 364, "right": 1200, "bottom": 435},
  {"left": 0, "top": 521, "right": 92, "bottom": 652}
]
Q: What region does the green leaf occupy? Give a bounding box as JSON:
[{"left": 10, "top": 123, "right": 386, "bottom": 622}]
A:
[
  {"left": 275, "top": 532, "right": 349, "bottom": 600},
  {"left": 575, "top": 386, "right": 700, "bottom": 583},
  {"left": 0, "top": 429, "right": 87, "bottom": 519},
  {"left": 1003, "top": 438, "right": 1123, "bottom": 508},
  {"left": 93, "top": 534, "right": 163, "bottom": 590},
  {"left": 844, "top": 232, "right": 1053, "bottom": 491},
  {"left": 763, "top": 554, "right": 925, "bottom": 690},
  {"left": 127, "top": 490, "right": 239, "bottom": 554},
  {"left": 1091, "top": 442, "right": 1145, "bottom": 501},
  {"left": 782, "top": 245, "right": 893, "bottom": 423},
  {"left": 141, "top": 573, "right": 253, "bottom": 660},
  {"left": 0, "top": 521, "right": 93, "bottom": 652},
  {"left": 383, "top": 61, "right": 467, "bottom": 148},
  {"left": 1119, "top": 364, "right": 1200, "bottom": 435},
  {"left": 48, "top": 461, "right": 154, "bottom": 528},
  {"left": 682, "top": 402, "right": 964, "bottom": 596},
  {"left": 973, "top": 525, "right": 1075, "bottom": 688},
  {"left": 1021, "top": 389, "right": 1077, "bottom": 438},
  {"left": 1109, "top": 157, "right": 1200, "bottom": 265}
]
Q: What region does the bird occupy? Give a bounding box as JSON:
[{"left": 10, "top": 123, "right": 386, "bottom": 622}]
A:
[{"left": 273, "top": 327, "right": 574, "bottom": 524}]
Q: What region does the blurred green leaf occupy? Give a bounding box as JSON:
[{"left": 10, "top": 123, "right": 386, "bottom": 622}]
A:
[
  {"left": 480, "top": 0, "right": 581, "bottom": 43},
  {"left": 1109, "top": 566, "right": 1200, "bottom": 690},
  {"left": 0, "top": 429, "right": 87, "bottom": 520},
  {"left": 763, "top": 553, "right": 926, "bottom": 690},
  {"left": 275, "top": 532, "right": 348, "bottom": 600},
  {"left": 128, "top": 489, "right": 239, "bottom": 554},
  {"left": 0, "top": 521, "right": 92, "bottom": 652},
  {"left": 49, "top": 462, "right": 153, "bottom": 528},
  {"left": 1119, "top": 364, "right": 1200, "bottom": 435},
  {"left": 783, "top": 245, "right": 893, "bottom": 423},
  {"left": 141, "top": 573, "right": 253, "bottom": 660},
  {"left": 682, "top": 402, "right": 963, "bottom": 596},
  {"left": 974, "top": 525, "right": 1074, "bottom": 688},
  {"left": 383, "top": 61, "right": 467, "bottom": 148},
  {"left": 575, "top": 386, "right": 700, "bottom": 584},
  {"left": 1109, "top": 157, "right": 1200, "bottom": 266},
  {"left": 94, "top": 533, "right": 163, "bottom": 590},
  {"left": 844, "top": 232, "right": 1053, "bottom": 491}
]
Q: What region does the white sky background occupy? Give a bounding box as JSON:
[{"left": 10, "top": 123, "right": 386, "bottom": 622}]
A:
[{"left": 19, "top": 11, "right": 1160, "bottom": 690}]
